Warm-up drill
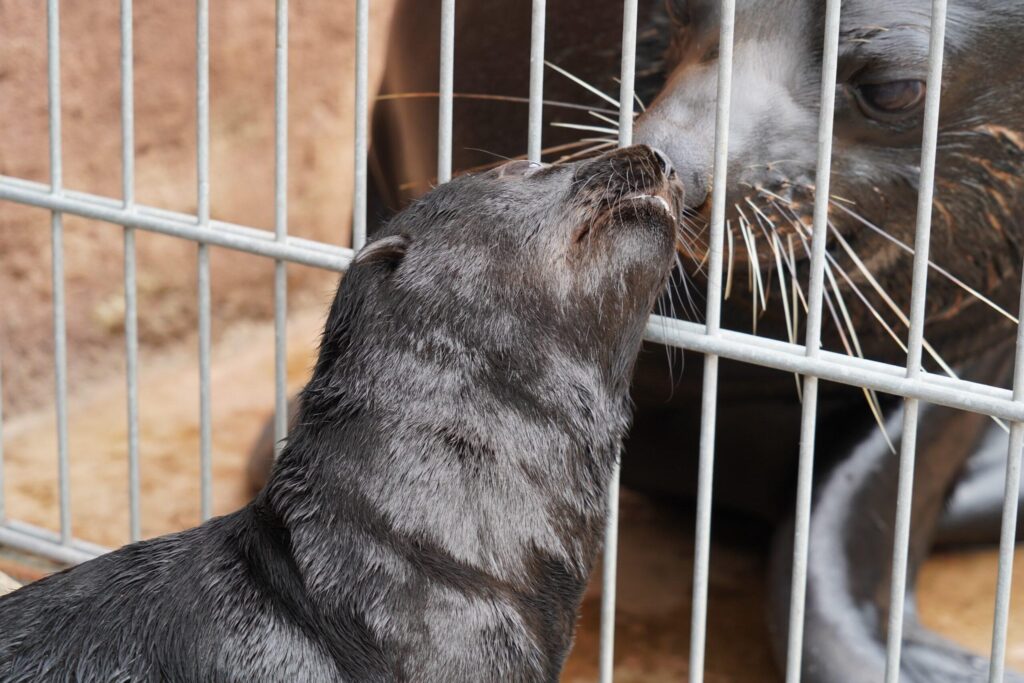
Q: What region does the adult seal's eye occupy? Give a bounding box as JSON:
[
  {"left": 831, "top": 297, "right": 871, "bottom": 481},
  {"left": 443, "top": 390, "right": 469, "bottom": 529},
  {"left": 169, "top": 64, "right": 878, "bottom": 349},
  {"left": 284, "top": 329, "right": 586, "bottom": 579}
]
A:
[{"left": 854, "top": 80, "right": 926, "bottom": 118}]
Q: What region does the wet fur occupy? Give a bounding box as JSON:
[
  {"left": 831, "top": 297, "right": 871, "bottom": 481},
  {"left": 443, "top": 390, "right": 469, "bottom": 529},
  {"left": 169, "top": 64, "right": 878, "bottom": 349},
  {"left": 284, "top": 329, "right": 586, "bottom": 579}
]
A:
[{"left": 0, "top": 148, "right": 679, "bottom": 682}]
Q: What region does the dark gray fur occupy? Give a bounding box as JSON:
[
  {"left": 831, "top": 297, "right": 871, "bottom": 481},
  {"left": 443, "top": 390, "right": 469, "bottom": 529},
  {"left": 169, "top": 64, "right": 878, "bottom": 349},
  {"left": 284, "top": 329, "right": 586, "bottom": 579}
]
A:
[{"left": 0, "top": 146, "right": 681, "bottom": 682}]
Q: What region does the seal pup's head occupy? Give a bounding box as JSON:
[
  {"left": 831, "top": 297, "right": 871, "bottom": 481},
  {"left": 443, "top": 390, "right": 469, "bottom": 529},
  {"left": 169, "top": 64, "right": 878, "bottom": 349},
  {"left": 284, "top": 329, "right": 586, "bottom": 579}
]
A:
[
  {"left": 270, "top": 145, "right": 683, "bottom": 589},
  {"left": 307, "top": 144, "right": 684, "bottom": 406}
]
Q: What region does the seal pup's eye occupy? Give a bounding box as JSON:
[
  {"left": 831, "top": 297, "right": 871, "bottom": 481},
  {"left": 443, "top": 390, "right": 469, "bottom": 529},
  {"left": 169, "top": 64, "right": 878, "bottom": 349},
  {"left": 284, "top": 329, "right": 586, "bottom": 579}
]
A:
[{"left": 854, "top": 80, "right": 926, "bottom": 119}]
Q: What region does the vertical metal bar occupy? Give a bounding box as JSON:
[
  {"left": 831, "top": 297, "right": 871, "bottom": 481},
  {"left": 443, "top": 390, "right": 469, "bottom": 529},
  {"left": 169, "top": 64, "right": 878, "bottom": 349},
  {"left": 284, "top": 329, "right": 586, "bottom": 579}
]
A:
[
  {"left": 47, "top": 0, "right": 72, "bottom": 546},
  {"left": 0, "top": 356, "right": 5, "bottom": 522},
  {"left": 689, "top": 0, "right": 736, "bottom": 680},
  {"left": 196, "top": 0, "right": 213, "bottom": 522},
  {"left": 783, "top": 1, "right": 842, "bottom": 680},
  {"left": 598, "top": 463, "right": 621, "bottom": 683},
  {"left": 273, "top": 0, "right": 289, "bottom": 459},
  {"left": 599, "top": 4, "right": 639, "bottom": 681},
  {"left": 352, "top": 0, "right": 369, "bottom": 249},
  {"left": 526, "top": 0, "right": 546, "bottom": 163},
  {"left": 988, "top": 265, "right": 1024, "bottom": 683},
  {"left": 121, "top": 0, "right": 141, "bottom": 543},
  {"left": 437, "top": 0, "right": 456, "bottom": 183},
  {"left": 616, "top": 0, "right": 638, "bottom": 149},
  {"left": 883, "top": 1, "right": 947, "bottom": 679}
]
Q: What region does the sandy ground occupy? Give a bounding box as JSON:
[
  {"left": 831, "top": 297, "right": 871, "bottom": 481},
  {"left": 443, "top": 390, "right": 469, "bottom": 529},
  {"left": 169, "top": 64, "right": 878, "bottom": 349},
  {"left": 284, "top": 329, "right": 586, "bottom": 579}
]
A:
[
  {"left": 2, "top": 306, "right": 1021, "bottom": 681},
  {"left": 0, "top": 0, "right": 396, "bottom": 417}
]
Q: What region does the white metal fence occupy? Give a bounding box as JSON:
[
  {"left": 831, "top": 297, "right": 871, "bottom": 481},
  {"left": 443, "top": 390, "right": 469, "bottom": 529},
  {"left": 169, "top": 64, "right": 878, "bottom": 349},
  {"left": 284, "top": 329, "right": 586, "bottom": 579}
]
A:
[{"left": 0, "top": 1, "right": 1021, "bottom": 682}]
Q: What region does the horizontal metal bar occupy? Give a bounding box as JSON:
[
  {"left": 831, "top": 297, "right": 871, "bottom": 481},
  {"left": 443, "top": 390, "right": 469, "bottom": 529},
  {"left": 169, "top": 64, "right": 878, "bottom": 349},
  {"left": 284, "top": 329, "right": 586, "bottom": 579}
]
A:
[
  {"left": 3, "top": 172, "right": 1016, "bottom": 418},
  {"left": 0, "top": 357, "right": 5, "bottom": 522},
  {"left": 0, "top": 177, "right": 354, "bottom": 272},
  {"left": 644, "top": 316, "right": 1024, "bottom": 422},
  {"left": 0, "top": 520, "right": 107, "bottom": 566}
]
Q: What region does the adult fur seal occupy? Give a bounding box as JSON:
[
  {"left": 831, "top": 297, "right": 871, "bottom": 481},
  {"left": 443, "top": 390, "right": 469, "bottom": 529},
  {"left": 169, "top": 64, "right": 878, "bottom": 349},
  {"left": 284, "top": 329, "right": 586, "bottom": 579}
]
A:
[
  {"left": 351, "top": 1, "right": 1024, "bottom": 681},
  {"left": 0, "top": 145, "right": 683, "bottom": 682}
]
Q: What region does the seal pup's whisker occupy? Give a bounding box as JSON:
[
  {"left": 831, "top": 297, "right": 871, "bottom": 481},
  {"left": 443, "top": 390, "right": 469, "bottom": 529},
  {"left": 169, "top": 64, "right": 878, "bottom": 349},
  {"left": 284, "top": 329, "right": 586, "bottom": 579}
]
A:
[
  {"left": 399, "top": 139, "right": 608, "bottom": 190},
  {"left": 588, "top": 110, "right": 621, "bottom": 128},
  {"left": 544, "top": 60, "right": 620, "bottom": 108},
  {"left": 610, "top": 75, "right": 647, "bottom": 112},
  {"left": 551, "top": 122, "right": 621, "bottom": 135},
  {"left": 375, "top": 91, "right": 617, "bottom": 115},
  {"left": 556, "top": 140, "right": 617, "bottom": 164}
]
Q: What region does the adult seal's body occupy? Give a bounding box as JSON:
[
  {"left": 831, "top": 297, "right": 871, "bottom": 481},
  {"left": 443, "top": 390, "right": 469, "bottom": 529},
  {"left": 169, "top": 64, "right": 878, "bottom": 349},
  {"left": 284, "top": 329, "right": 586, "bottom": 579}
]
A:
[
  {"left": 0, "top": 146, "right": 683, "bottom": 681},
  {"left": 364, "top": 1, "right": 1024, "bottom": 681}
]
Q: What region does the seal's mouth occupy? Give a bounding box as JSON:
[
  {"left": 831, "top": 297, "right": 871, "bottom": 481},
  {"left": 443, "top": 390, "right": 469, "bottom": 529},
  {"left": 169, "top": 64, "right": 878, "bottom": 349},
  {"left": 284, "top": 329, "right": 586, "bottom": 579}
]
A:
[{"left": 623, "top": 193, "right": 673, "bottom": 216}]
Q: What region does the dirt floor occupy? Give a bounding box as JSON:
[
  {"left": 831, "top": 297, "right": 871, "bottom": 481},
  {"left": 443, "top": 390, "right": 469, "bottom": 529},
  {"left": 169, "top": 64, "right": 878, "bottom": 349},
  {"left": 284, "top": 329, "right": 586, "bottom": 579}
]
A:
[
  {"left": 2, "top": 305, "right": 1021, "bottom": 681},
  {"left": 0, "top": 0, "right": 396, "bottom": 417}
]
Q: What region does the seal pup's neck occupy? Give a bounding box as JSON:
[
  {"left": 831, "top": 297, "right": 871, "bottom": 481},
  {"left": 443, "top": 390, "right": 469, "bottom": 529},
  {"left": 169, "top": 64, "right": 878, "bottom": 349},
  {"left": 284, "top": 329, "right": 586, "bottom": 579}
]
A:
[{"left": 264, "top": 267, "right": 632, "bottom": 591}]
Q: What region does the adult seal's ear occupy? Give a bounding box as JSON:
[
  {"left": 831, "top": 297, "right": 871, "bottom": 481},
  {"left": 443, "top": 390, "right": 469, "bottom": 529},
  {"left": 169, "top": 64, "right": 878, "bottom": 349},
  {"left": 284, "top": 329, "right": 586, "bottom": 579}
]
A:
[{"left": 353, "top": 234, "right": 410, "bottom": 267}]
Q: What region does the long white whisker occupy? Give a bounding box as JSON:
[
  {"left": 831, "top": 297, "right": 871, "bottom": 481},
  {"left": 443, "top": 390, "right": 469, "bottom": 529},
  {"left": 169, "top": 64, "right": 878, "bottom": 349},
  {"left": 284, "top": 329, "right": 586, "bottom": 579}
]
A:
[
  {"left": 550, "top": 122, "right": 620, "bottom": 135},
  {"left": 587, "top": 110, "right": 620, "bottom": 127},
  {"left": 545, "top": 60, "right": 620, "bottom": 108},
  {"left": 824, "top": 257, "right": 896, "bottom": 451},
  {"left": 830, "top": 200, "right": 1017, "bottom": 324},
  {"left": 725, "top": 219, "right": 735, "bottom": 300}
]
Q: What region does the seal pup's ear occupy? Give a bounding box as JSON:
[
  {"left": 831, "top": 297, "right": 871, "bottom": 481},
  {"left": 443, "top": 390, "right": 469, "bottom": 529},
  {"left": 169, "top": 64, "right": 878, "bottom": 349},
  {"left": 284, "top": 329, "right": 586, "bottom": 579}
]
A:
[{"left": 354, "top": 234, "right": 410, "bottom": 267}]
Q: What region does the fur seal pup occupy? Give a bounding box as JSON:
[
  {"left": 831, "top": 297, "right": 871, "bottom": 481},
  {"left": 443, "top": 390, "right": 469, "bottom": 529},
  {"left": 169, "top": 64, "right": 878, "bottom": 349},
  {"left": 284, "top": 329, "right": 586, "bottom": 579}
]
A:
[
  {"left": 0, "top": 145, "right": 683, "bottom": 682},
  {"left": 354, "top": 1, "right": 1024, "bottom": 681}
]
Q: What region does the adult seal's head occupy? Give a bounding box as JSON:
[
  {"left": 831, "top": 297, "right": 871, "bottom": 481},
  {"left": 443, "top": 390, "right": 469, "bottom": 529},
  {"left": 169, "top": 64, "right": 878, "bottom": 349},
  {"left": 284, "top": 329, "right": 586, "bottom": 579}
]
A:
[{"left": 633, "top": 0, "right": 1024, "bottom": 365}]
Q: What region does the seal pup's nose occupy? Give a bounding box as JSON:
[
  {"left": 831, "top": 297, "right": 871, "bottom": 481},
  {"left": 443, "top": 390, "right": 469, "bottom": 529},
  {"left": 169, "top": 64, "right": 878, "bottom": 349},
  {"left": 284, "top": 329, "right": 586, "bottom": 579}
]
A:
[{"left": 651, "top": 147, "right": 675, "bottom": 177}]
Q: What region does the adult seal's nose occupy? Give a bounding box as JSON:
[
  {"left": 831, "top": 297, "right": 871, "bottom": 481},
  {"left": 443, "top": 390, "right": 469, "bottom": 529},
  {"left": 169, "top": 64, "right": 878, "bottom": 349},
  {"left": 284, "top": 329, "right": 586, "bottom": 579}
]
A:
[{"left": 651, "top": 147, "right": 675, "bottom": 177}]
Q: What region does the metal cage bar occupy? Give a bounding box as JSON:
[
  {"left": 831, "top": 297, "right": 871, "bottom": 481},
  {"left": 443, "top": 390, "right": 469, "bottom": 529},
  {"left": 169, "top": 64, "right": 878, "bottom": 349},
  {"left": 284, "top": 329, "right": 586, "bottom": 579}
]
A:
[
  {"left": 883, "top": 0, "right": 948, "bottom": 679},
  {"left": 598, "top": 4, "right": 640, "bottom": 679},
  {"left": 783, "top": 1, "right": 842, "bottom": 680},
  {"left": 689, "top": 0, "right": 737, "bottom": 680},
  {"left": 527, "top": 0, "right": 546, "bottom": 164},
  {"left": 0, "top": 357, "right": 5, "bottom": 522},
  {"left": 437, "top": 0, "right": 456, "bottom": 184},
  {"left": 196, "top": 0, "right": 213, "bottom": 523},
  {"left": 352, "top": 0, "right": 369, "bottom": 250},
  {"left": 990, "top": 267, "right": 1024, "bottom": 682},
  {"left": 47, "top": 0, "right": 72, "bottom": 547},
  {"left": 121, "top": 0, "right": 141, "bottom": 543},
  {"left": 273, "top": 0, "right": 289, "bottom": 459}
]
